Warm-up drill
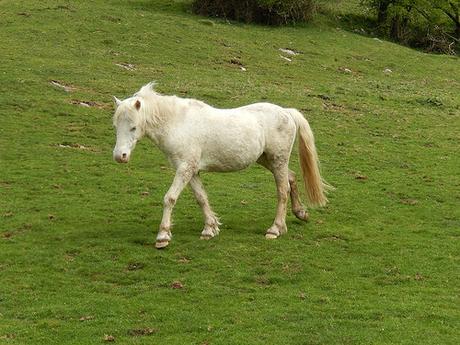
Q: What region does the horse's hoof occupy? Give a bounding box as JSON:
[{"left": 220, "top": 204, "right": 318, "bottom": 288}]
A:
[
  {"left": 155, "top": 240, "right": 169, "bottom": 249},
  {"left": 294, "top": 210, "right": 309, "bottom": 222},
  {"left": 200, "top": 225, "right": 219, "bottom": 240},
  {"left": 265, "top": 233, "right": 278, "bottom": 239}
]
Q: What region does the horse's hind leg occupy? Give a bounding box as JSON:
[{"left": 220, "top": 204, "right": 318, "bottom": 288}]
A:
[
  {"left": 256, "top": 153, "right": 291, "bottom": 239},
  {"left": 265, "top": 163, "right": 290, "bottom": 239},
  {"left": 289, "top": 170, "right": 309, "bottom": 222},
  {"left": 189, "top": 175, "right": 220, "bottom": 240},
  {"left": 257, "top": 155, "right": 307, "bottom": 230}
]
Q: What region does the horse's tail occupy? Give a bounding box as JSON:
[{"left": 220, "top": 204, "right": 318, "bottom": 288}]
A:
[{"left": 287, "top": 108, "right": 332, "bottom": 207}]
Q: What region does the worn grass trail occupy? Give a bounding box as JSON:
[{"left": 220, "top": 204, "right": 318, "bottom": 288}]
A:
[{"left": 0, "top": 1, "right": 459, "bottom": 344}]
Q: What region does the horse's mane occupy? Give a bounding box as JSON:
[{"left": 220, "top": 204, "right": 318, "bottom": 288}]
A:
[
  {"left": 114, "top": 82, "right": 210, "bottom": 129},
  {"left": 134, "top": 81, "right": 158, "bottom": 98},
  {"left": 113, "top": 82, "right": 161, "bottom": 127},
  {"left": 136, "top": 83, "right": 163, "bottom": 127}
]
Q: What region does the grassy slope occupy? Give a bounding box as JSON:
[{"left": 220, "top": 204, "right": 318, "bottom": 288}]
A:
[{"left": 0, "top": 0, "right": 459, "bottom": 344}]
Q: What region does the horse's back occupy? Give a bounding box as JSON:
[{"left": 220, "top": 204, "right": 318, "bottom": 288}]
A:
[
  {"left": 176, "top": 101, "right": 297, "bottom": 172},
  {"left": 236, "top": 102, "right": 296, "bottom": 132}
]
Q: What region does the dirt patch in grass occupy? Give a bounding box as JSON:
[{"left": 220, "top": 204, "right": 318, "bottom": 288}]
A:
[
  {"left": 50, "top": 80, "right": 75, "bottom": 92},
  {"left": 115, "top": 62, "right": 135, "bottom": 71},
  {"left": 70, "top": 99, "right": 109, "bottom": 109},
  {"left": 2, "top": 223, "right": 32, "bottom": 239},
  {"left": 171, "top": 281, "right": 184, "bottom": 289},
  {"left": 127, "top": 328, "right": 157, "bottom": 336},
  {"left": 103, "top": 334, "right": 115, "bottom": 342},
  {"left": 126, "top": 262, "right": 145, "bottom": 271},
  {"left": 56, "top": 142, "right": 100, "bottom": 152}
]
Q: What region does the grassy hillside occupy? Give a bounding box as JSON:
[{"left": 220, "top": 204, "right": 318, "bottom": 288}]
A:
[{"left": 0, "top": 1, "right": 459, "bottom": 344}]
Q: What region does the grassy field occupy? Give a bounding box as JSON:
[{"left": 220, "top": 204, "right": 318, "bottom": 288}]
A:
[{"left": 1, "top": 0, "right": 459, "bottom": 344}]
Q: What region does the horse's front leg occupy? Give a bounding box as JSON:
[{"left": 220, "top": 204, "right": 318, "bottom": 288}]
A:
[
  {"left": 189, "top": 175, "right": 220, "bottom": 240},
  {"left": 156, "top": 165, "right": 194, "bottom": 249}
]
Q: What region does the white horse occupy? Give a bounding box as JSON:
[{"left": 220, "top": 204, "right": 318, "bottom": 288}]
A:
[{"left": 112, "top": 83, "right": 331, "bottom": 248}]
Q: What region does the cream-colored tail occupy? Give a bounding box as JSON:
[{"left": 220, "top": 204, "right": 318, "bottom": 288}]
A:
[{"left": 288, "top": 109, "right": 332, "bottom": 207}]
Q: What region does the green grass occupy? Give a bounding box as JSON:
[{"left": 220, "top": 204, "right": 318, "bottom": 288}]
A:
[{"left": 1, "top": 1, "right": 459, "bottom": 344}]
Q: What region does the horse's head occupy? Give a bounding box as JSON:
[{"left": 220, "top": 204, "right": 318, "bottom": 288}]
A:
[{"left": 112, "top": 96, "right": 144, "bottom": 163}]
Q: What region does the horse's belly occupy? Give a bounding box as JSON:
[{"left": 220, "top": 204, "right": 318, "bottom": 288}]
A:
[
  {"left": 201, "top": 154, "right": 258, "bottom": 172},
  {"left": 199, "top": 134, "right": 264, "bottom": 172}
]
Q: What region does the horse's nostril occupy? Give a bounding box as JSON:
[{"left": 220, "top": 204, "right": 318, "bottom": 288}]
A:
[{"left": 122, "top": 153, "right": 127, "bottom": 159}]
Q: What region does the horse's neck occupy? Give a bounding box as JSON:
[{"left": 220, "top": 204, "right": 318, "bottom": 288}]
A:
[{"left": 144, "top": 94, "right": 182, "bottom": 147}]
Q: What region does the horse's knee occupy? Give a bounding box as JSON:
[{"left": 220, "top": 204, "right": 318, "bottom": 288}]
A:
[{"left": 164, "top": 194, "right": 177, "bottom": 207}]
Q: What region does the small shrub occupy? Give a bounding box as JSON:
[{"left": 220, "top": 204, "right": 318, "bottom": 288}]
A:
[
  {"left": 192, "top": 0, "right": 316, "bottom": 25},
  {"left": 362, "top": 0, "right": 459, "bottom": 54}
]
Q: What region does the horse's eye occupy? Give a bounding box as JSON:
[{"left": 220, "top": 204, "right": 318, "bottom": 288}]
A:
[{"left": 130, "top": 127, "right": 136, "bottom": 132}]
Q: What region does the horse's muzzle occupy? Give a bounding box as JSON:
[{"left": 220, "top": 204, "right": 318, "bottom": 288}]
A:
[{"left": 113, "top": 152, "right": 130, "bottom": 163}]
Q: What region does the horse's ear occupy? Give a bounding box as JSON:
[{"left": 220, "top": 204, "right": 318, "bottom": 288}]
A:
[
  {"left": 113, "top": 96, "right": 122, "bottom": 107},
  {"left": 134, "top": 99, "right": 141, "bottom": 111}
]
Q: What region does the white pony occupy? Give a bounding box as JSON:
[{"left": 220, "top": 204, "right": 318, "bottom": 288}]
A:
[{"left": 113, "top": 83, "right": 331, "bottom": 248}]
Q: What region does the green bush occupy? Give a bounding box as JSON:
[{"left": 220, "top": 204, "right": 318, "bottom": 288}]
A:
[
  {"left": 363, "top": 0, "right": 459, "bottom": 54},
  {"left": 192, "top": 0, "right": 316, "bottom": 25}
]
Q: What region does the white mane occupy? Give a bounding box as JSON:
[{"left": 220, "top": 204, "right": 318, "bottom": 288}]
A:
[
  {"left": 134, "top": 81, "right": 158, "bottom": 98},
  {"left": 134, "top": 82, "right": 162, "bottom": 127},
  {"left": 113, "top": 82, "right": 161, "bottom": 127},
  {"left": 133, "top": 82, "right": 205, "bottom": 128}
]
